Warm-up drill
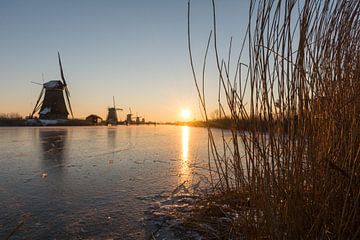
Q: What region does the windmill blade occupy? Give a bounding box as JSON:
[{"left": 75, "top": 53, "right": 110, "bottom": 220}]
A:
[
  {"left": 34, "top": 101, "right": 43, "bottom": 113},
  {"left": 33, "top": 99, "right": 44, "bottom": 116},
  {"left": 58, "top": 52, "right": 67, "bottom": 86},
  {"left": 113, "top": 96, "right": 116, "bottom": 108},
  {"left": 58, "top": 53, "right": 73, "bottom": 119},
  {"left": 30, "top": 81, "right": 43, "bottom": 86},
  {"left": 65, "top": 85, "right": 71, "bottom": 98},
  {"left": 32, "top": 88, "right": 44, "bottom": 117},
  {"left": 64, "top": 86, "right": 74, "bottom": 119},
  {"left": 116, "top": 108, "right": 123, "bottom": 111},
  {"left": 31, "top": 88, "right": 44, "bottom": 117}
]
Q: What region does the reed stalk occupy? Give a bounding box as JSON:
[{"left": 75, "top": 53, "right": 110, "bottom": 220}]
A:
[{"left": 188, "top": 0, "right": 360, "bottom": 238}]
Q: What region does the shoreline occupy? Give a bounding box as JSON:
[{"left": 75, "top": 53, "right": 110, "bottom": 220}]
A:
[
  {"left": 0, "top": 119, "right": 92, "bottom": 127},
  {"left": 0, "top": 119, "right": 158, "bottom": 127}
]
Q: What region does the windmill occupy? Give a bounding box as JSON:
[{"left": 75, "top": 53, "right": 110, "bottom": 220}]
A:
[
  {"left": 31, "top": 52, "right": 74, "bottom": 120},
  {"left": 126, "top": 107, "right": 133, "bottom": 124},
  {"left": 135, "top": 113, "right": 143, "bottom": 124},
  {"left": 106, "top": 96, "right": 123, "bottom": 125},
  {"left": 125, "top": 108, "right": 144, "bottom": 125}
]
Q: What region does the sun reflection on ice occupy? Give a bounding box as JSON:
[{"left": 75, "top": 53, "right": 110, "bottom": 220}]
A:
[
  {"left": 182, "top": 126, "right": 189, "bottom": 161},
  {"left": 180, "top": 126, "right": 190, "bottom": 183}
]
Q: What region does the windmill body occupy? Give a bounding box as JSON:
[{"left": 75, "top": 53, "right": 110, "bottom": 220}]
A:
[
  {"left": 39, "top": 80, "right": 68, "bottom": 119},
  {"left": 106, "top": 108, "right": 118, "bottom": 124},
  {"left": 31, "top": 53, "right": 74, "bottom": 120},
  {"left": 126, "top": 113, "right": 132, "bottom": 124}
]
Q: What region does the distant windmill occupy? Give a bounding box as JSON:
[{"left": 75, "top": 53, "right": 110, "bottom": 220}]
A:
[
  {"left": 135, "top": 112, "right": 143, "bottom": 124},
  {"left": 125, "top": 108, "right": 144, "bottom": 125},
  {"left": 106, "top": 96, "right": 123, "bottom": 125},
  {"left": 31, "top": 52, "right": 74, "bottom": 119},
  {"left": 126, "top": 107, "right": 133, "bottom": 124}
]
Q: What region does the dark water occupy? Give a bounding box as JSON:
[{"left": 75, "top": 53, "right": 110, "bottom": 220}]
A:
[{"left": 0, "top": 125, "right": 210, "bottom": 239}]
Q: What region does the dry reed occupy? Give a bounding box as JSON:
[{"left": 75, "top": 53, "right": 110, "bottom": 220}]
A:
[{"left": 188, "top": 0, "right": 360, "bottom": 238}]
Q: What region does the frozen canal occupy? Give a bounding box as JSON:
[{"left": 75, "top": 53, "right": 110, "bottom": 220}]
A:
[{"left": 0, "top": 125, "right": 210, "bottom": 239}]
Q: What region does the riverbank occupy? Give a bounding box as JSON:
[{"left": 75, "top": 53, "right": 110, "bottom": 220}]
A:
[
  {"left": 0, "top": 119, "right": 93, "bottom": 127},
  {"left": 0, "top": 119, "right": 158, "bottom": 127},
  {"left": 173, "top": 118, "right": 290, "bottom": 132}
]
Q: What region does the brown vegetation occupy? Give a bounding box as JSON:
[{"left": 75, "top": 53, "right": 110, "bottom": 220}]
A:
[
  {"left": 0, "top": 113, "right": 22, "bottom": 120},
  {"left": 188, "top": 0, "right": 360, "bottom": 238}
]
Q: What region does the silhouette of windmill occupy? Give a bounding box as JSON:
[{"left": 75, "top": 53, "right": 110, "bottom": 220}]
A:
[
  {"left": 31, "top": 53, "right": 74, "bottom": 119},
  {"left": 106, "top": 96, "right": 123, "bottom": 125}
]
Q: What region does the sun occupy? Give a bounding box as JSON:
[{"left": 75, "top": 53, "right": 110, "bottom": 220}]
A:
[{"left": 181, "top": 109, "right": 191, "bottom": 120}]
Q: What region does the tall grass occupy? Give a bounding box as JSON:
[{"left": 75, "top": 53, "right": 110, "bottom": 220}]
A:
[{"left": 188, "top": 0, "right": 360, "bottom": 238}]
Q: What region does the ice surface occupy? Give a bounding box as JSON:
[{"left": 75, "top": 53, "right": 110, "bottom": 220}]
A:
[{"left": 0, "top": 125, "right": 223, "bottom": 239}]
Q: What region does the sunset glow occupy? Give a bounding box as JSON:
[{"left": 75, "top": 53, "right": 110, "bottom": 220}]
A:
[{"left": 181, "top": 109, "right": 191, "bottom": 121}]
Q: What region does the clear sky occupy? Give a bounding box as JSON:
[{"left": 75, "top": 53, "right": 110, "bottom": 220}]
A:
[{"left": 0, "top": 0, "right": 248, "bottom": 122}]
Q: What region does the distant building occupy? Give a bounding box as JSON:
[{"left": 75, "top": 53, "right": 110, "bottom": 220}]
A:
[{"left": 86, "top": 114, "right": 103, "bottom": 124}]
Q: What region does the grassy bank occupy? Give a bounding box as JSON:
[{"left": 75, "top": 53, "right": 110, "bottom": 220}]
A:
[
  {"left": 176, "top": 117, "right": 298, "bottom": 133},
  {"left": 0, "top": 118, "right": 94, "bottom": 127},
  {"left": 0, "top": 119, "right": 27, "bottom": 126},
  {"left": 187, "top": 0, "right": 360, "bottom": 238}
]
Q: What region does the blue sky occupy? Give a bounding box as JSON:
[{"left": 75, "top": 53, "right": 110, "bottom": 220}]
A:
[{"left": 0, "top": 0, "right": 248, "bottom": 122}]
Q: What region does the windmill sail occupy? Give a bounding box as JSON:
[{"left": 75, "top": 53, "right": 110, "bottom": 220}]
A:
[
  {"left": 58, "top": 52, "right": 66, "bottom": 86},
  {"left": 58, "top": 52, "right": 74, "bottom": 118},
  {"left": 31, "top": 88, "right": 45, "bottom": 118}
]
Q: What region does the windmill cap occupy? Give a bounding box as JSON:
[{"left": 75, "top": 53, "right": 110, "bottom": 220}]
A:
[{"left": 44, "top": 80, "right": 65, "bottom": 89}]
